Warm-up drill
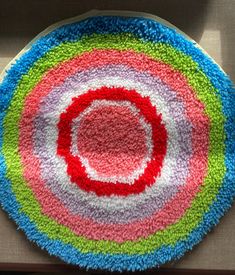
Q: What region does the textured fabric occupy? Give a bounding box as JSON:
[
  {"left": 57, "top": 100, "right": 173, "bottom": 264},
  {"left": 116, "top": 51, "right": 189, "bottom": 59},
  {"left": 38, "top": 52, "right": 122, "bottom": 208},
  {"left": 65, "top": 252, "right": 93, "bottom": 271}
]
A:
[{"left": 0, "top": 2, "right": 234, "bottom": 274}]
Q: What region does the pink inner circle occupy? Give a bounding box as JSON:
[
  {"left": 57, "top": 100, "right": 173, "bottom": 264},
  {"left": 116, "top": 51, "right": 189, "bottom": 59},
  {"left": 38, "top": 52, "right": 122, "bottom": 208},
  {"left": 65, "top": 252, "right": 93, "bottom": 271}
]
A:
[{"left": 76, "top": 104, "right": 148, "bottom": 178}]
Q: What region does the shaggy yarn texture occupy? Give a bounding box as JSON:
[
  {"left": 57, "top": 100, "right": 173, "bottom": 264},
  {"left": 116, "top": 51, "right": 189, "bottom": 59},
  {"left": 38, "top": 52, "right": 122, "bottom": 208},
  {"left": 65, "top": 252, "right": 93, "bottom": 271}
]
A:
[{"left": 0, "top": 12, "right": 234, "bottom": 272}]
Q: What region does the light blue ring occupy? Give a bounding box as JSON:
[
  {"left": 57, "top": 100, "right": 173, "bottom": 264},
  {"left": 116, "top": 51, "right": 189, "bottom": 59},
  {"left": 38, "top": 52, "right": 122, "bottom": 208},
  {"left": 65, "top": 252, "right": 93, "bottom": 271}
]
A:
[{"left": 0, "top": 16, "right": 234, "bottom": 271}]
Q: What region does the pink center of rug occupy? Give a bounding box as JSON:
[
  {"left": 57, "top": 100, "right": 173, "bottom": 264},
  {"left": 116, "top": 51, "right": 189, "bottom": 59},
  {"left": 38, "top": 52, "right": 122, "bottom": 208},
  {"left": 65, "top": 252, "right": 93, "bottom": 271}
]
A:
[{"left": 76, "top": 103, "right": 148, "bottom": 178}]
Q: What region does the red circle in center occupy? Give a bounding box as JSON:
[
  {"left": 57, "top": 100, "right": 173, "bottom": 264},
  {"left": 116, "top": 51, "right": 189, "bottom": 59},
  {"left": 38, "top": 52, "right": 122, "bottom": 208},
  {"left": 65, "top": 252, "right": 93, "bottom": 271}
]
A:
[
  {"left": 57, "top": 86, "right": 167, "bottom": 196},
  {"left": 76, "top": 103, "right": 148, "bottom": 179}
]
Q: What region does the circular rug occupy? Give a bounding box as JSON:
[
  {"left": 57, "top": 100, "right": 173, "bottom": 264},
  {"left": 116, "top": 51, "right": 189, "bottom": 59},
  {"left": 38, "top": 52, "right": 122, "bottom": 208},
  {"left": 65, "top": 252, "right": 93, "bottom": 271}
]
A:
[{"left": 0, "top": 10, "right": 234, "bottom": 272}]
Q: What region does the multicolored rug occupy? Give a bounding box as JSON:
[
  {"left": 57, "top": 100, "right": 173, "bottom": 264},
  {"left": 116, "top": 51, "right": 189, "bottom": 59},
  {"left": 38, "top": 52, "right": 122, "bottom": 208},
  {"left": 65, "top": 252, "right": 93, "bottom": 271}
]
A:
[{"left": 0, "top": 11, "right": 234, "bottom": 272}]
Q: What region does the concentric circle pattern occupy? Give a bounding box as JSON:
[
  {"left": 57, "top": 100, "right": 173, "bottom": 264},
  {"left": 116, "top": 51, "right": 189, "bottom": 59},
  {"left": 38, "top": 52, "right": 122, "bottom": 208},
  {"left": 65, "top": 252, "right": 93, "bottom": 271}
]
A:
[{"left": 0, "top": 12, "right": 234, "bottom": 272}]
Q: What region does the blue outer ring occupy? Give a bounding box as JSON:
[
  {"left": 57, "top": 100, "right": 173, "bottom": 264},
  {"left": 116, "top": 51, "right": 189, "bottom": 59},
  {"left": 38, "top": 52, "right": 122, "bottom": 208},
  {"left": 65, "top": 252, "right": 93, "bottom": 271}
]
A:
[{"left": 0, "top": 16, "right": 234, "bottom": 272}]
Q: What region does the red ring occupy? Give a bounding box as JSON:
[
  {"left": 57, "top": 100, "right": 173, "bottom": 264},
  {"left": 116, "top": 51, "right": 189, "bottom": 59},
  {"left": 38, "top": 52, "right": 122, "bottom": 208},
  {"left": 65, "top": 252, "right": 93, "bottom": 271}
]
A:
[{"left": 57, "top": 86, "right": 167, "bottom": 196}]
